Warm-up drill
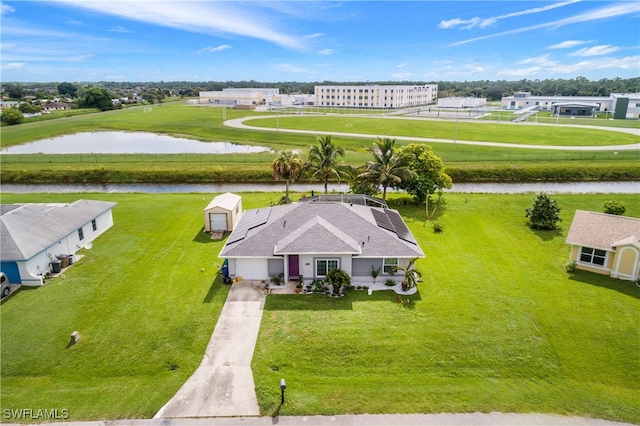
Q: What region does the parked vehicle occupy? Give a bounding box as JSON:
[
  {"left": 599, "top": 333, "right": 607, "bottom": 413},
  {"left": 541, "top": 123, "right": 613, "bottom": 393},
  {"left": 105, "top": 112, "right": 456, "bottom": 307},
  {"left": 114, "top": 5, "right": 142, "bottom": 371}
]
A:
[{"left": 1, "top": 272, "right": 11, "bottom": 298}]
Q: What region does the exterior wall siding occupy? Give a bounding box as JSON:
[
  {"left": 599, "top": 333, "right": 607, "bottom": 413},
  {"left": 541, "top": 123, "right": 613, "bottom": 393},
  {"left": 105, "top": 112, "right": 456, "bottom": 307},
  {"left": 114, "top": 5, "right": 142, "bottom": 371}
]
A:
[{"left": 267, "top": 258, "right": 285, "bottom": 277}]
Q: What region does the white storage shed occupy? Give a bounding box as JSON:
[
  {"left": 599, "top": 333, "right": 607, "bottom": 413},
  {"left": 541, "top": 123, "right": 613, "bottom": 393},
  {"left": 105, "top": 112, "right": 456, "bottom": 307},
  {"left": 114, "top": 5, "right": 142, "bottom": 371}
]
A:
[{"left": 203, "top": 193, "right": 242, "bottom": 232}]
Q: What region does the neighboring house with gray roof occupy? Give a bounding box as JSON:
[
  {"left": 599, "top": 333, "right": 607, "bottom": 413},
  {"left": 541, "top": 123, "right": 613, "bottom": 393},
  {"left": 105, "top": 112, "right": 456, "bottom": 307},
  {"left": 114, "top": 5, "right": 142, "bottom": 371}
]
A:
[
  {"left": 219, "top": 200, "right": 424, "bottom": 284},
  {"left": 0, "top": 200, "right": 116, "bottom": 286},
  {"left": 566, "top": 210, "right": 640, "bottom": 281}
]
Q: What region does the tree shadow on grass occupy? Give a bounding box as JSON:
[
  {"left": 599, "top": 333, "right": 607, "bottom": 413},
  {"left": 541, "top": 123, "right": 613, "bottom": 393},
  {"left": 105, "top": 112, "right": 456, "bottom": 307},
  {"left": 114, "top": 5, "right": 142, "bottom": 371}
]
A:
[
  {"left": 530, "top": 226, "right": 564, "bottom": 241},
  {"left": 569, "top": 270, "right": 640, "bottom": 300}
]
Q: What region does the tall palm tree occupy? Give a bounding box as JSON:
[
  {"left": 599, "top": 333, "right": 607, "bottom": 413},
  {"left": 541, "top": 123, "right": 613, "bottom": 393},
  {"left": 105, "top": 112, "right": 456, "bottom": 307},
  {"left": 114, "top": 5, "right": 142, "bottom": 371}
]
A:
[
  {"left": 358, "top": 138, "right": 416, "bottom": 201},
  {"left": 305, "top": 135, "right": 348, "bottom": 194},
  {"left": 271, "top": 150, "right": 305, "bottom": 203}
]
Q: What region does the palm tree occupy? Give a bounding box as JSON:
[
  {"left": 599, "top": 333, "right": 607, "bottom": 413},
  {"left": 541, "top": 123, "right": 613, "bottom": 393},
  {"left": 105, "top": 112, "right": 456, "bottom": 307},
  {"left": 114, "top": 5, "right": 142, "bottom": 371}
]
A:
[
  {"left": 394, "top": 258, "right": 422, "bottom": 292},
  {"left": 271, "top": 150, "right": 305, "bottom": 204},
  {"left": 305, "top": 135, "right": 348, "bottom": 194},
  {"left": 358, "top": 138, "right": 416, "bottom": 201}
]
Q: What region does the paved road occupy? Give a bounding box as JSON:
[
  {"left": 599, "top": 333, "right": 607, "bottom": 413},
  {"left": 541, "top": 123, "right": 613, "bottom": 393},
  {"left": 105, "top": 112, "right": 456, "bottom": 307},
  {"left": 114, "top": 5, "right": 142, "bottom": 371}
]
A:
[
  {"left": 154, "top": 281, "right": 266, "bottom": 418},
  {"left": 10, "top": 413, "right": 634, "bottom": 426},
  {"left": 224, "top": 115, "right": 640, "bottom": 151}
]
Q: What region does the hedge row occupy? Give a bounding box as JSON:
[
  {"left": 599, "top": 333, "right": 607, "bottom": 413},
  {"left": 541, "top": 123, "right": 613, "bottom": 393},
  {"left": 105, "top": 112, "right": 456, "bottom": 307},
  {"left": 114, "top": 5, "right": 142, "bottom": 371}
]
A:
[{"left": 2, "top": 164, "right": 639, "bottom": 184}]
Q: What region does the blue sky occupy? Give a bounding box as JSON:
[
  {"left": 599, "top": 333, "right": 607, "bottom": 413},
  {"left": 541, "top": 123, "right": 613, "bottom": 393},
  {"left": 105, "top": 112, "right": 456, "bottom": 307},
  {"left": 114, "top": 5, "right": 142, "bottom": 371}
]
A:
[{"left": 1, "top": 1, "right": 639, "bottom": 82}]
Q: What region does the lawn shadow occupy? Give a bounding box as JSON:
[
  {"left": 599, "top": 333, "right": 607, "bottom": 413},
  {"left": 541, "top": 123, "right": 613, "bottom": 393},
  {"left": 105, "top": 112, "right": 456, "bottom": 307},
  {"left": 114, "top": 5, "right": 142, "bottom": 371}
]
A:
[
  {"left": 393, "top": 289, "right": 423, "bottom": 310},
  {"left": 530, "top": 226, "right": 564, "bottom": 241},
  {"left": 569, "top": 270, "right": 640, "bottom": 300},
  {"left": 192, "top": 226, "right": 227, "bottom": 244},
  {"left": 264, "top": 293, "right": 354, "bottom": 310},
  {"left": 203, "top": 274, "right": 224, "bottom": 303}
]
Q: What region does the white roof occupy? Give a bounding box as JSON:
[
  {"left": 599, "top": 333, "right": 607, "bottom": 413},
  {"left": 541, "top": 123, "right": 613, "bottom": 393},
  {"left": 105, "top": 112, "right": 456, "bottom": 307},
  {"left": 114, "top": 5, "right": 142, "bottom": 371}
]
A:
[{"left": 204, "top": 192, "right": 241, "bottom": 212}]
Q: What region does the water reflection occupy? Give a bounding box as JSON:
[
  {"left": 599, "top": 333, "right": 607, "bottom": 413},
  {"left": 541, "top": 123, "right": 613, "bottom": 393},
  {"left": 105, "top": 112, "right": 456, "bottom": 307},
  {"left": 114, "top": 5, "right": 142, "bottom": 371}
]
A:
[
  {"left": 0, "top": 131, "right": 271, "bottom": 154},
  {"left": 2, "top": 181, "right": 638, "bottom": 194}
]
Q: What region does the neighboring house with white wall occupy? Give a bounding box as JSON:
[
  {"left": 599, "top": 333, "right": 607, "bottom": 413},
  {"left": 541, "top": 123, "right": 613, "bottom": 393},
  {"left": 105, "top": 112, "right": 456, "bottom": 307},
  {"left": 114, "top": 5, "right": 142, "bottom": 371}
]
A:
[
  {"left": 314, "top": 84, "right": 437, "bottom": 109},
  {"left": 566, "top": 210, "right": 640, "bottom": 281},
  {"left": 219, "top": 199, "right": 424, "bottom": 284},
  {"left": 0, "top": 200, "right": 117, "bottom": 286}
]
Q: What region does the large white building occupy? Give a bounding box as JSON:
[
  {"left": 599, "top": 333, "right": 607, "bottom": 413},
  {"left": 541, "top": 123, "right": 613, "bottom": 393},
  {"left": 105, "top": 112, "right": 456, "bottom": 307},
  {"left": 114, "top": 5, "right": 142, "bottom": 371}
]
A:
[
  {"left": 314, "top": 84, "right": 438, "bottom": 109},
  {"left": 198, "top": 88, "right": 314, "bottom": 109},
  {"left": 501, "top": 92, "right": 640, "bottom": 119}
]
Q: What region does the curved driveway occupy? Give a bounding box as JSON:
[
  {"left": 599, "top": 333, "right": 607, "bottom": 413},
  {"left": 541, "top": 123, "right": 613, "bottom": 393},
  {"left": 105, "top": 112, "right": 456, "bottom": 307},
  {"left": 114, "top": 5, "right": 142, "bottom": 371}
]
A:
[{"left": 225, "top": 115, "right": 640, "bottom": 151}]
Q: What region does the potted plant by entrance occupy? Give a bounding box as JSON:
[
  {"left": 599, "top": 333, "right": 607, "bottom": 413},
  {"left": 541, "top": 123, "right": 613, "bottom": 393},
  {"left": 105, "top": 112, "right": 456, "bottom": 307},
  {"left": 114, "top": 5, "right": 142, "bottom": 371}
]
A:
[{"left": 295, "top": 283, "right": 303, "bottom": 293}]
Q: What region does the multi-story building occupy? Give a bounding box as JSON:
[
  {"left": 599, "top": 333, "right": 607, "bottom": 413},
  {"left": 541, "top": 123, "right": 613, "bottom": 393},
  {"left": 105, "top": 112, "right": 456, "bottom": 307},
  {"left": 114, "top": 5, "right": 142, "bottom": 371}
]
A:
[{"left": 314, "top": 84, "right": 437, "bottom": 109}]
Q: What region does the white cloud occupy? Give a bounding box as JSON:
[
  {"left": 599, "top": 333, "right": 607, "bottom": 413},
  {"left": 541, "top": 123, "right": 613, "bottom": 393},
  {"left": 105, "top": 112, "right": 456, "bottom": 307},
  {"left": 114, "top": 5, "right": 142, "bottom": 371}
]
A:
[
  {"left": 304, "top": 33, "right": 324, "bottom": 39},
  {"left": 272, "top": 63, "right": 309, "bottom": 73},
  {"left": 570, "top": 44, "right": 621, "bottom": 57},
  {"left": 498, "top": 67, "right": 543, "bottom": 77},
  {"left": 439, "top": 0, "right": 579, "bottom": 30},
  {"left": 48, "top": 1, "right": 305, "bottom": 49},
  {"left": 517, "top": 54, "right": 557, "bottom": 66},
  {"left": 318, "top": 48, "right": 335, "bottom": 56},
  {"left": 552, "top": 55, "right": 640, "bottom": 74},
  {"left": 2, "top": 62, "right": 25, "bottom": 71},
  {"left": 1, "top": 3, "right": 15, "bottom": 14},
  {"left": 548, "top": 40, "right": 591, "bottom": 49},
  {"left": 109, "top": 26, "right": 132, "bottom": 33},
  {"left": 450, "top": 2, "right": 640, "bottom": 46},
  {"left": 65, "top": 17, "right": 83, "bottom": 25},
  {"left": 396, "top": 63, "right": 408, "bottom": 68},
  {"left": 197, "top": 45, "right": 231, "bottom": 54},
  {"left": 392, "top": 72, "right": 413, "bottom": 79}
]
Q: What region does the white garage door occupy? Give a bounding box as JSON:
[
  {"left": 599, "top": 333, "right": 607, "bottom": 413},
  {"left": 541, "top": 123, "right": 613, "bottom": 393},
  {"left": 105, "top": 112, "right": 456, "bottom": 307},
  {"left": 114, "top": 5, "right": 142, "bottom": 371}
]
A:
[{"left": 209, "top": 213, "right": 227, "bottom": 231}]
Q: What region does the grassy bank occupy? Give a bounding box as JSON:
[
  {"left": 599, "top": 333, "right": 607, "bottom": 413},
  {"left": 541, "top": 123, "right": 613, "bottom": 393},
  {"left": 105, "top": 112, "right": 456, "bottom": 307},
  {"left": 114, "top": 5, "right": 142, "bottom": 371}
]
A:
[
  {"left": 1, "top": 192, "right": 638, "bottom": 423},
  {"left": 1, "top": 103, "right": 638, "bottom": 185}
]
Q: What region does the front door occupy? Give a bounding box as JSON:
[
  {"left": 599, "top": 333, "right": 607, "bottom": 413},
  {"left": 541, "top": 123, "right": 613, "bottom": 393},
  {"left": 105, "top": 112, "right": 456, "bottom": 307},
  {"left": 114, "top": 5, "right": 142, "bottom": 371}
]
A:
[{"left": 288, "top": 255, "right": 299, "bottom": 278}]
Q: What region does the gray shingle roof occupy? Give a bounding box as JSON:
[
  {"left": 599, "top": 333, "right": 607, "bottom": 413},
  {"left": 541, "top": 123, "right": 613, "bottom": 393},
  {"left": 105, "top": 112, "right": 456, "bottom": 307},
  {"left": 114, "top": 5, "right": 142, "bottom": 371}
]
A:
[
  {"left": 219, "top": 202, "right": 424, "bottom": 258},
  {"left": 1, "top": 200, "right": 117, "bottom": 261},
  {"left": 566, "top": 210, "right": 640, "bottom": 251}
]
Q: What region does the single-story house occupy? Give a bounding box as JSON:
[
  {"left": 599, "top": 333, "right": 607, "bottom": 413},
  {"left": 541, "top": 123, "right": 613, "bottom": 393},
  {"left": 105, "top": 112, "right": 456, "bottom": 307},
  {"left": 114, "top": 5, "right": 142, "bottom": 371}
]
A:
[
  {"left": 42, "top": 102, "right": 72, "bottom": 112},
  {"left": 219, "top": 200, "right": 424, "bottom": 284},
  {"left": 203, "top": 192, "right": 242, "bottom": 232},
  {"left": 566, "top": 210, "right": 640, "bottom": 281},
  {"left": 0, "top": 200, "right": 117, "bottom": 286}
]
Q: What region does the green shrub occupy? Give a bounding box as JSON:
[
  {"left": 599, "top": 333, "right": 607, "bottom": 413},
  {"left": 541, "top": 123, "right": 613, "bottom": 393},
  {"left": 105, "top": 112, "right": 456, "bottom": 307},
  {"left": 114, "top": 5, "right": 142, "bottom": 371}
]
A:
[
  {"left": 384, "top": 279, "right": 396, "bottom": 287},
  {"left": 326, "top": 268, "right": 350, "bottom": 295},
  {"left": 433, "top": 221, "right": 443, "bottom": 233},
  {"left": 565, "top": 260, "right": 578, "bottom": 274},
  {"left": 604, "top": 200, "right": 626, "bottom": 215}
]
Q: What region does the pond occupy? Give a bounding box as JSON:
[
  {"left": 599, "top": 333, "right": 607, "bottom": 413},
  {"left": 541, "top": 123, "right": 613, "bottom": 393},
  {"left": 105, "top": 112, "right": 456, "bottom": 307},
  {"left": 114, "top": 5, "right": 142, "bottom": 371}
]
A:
[
  {"left": 0, "top": 131, "right": 271, "bottom": 154},
  {"left": 2, "top": 181, "right": 638, "bottom": 194}
]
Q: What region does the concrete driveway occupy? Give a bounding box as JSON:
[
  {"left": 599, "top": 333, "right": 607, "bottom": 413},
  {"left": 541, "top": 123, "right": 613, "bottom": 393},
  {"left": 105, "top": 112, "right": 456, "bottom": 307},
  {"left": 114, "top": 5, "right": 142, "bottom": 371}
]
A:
[{"left": 155, "top": 281, "right": 267, "bottom": 418}]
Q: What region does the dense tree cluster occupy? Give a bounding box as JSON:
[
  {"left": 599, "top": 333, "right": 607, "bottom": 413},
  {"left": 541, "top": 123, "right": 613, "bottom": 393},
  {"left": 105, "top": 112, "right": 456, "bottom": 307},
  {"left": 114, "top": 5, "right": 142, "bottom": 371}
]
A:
[{"left": 2, "top": 77, "right": 637, "bottom": 101}]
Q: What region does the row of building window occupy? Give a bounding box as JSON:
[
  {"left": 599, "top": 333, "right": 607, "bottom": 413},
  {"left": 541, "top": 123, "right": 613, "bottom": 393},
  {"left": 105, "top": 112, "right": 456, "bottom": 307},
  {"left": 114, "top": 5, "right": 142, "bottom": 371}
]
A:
[
  {"left": 316, "top": 258, "right": 398, "bottom": 277},
  {"left": 77, "top": 219, "right": 98, "bottom": 241}
]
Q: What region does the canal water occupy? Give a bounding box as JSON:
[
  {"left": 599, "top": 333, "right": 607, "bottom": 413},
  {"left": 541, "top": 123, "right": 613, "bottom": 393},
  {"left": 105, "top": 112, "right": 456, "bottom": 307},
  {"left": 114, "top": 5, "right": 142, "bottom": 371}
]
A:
[{"left": 2, "top": 181, "right": 638, "bottom": 194}]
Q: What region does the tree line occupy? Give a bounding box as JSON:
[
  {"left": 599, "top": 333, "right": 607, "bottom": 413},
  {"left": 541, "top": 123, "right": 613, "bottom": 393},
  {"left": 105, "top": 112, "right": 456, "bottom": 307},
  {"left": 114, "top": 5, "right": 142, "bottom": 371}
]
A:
[
  {"left": 3, "top": 76, "right": 638, "bottom": 101},
  {"left": 271, "top": 136, "right": 452, "bottom": 205}
]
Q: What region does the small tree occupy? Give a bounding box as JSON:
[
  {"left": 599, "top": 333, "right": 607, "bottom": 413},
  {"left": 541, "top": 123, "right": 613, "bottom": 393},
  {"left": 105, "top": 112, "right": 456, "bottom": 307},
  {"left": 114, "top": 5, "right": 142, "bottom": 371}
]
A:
[
  {"left": 394, "top": 258, "right": 422, "bottom": 292},
  {"left": 1, "top": 108, "right": 24, "bottom": 125},
  {"left": 603, "top": 200, "right": 626, "bottom": 216},
  {"left": 326, "top": 268, "right": 350, "bottom": 296},
  {"left": 525, "top": 192, "right": 562, "bottom": 230}
]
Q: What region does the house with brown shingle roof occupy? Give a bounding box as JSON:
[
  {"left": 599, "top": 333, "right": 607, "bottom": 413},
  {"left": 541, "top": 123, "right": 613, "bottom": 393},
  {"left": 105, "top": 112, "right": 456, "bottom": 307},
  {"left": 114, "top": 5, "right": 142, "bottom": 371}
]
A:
[{"left": 566, "top": 210, "right": 640, "bottom": 281}]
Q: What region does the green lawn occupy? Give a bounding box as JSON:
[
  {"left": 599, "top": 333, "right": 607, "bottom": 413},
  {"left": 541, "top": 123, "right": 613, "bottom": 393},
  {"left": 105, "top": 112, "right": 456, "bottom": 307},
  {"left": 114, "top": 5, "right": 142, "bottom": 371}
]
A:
[
  {"left": 1, "top": 192, "right": 639, "bottom": 422},
  {"left": 252, "top": 193, "right": 640, "bottom": 423},
  {"left": 245, "top": 115, "right": 639, "bottom": 146}
]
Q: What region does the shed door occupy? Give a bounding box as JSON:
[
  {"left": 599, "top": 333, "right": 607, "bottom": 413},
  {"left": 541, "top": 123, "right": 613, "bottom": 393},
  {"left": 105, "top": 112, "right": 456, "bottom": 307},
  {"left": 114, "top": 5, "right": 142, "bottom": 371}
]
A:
[{"left": 209, "top": 213, "right": 227, "bottom": 231}]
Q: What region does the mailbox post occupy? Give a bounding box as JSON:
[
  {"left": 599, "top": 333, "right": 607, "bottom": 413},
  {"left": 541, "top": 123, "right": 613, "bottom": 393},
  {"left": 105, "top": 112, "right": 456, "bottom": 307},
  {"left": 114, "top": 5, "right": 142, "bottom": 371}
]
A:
[{"left": 280, "top": 378, "right": 286, "bottom": 404}]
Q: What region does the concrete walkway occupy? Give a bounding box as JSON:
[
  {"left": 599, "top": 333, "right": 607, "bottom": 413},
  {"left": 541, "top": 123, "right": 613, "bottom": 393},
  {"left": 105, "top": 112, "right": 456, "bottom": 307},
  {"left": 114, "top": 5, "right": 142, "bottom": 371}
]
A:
[
  {"left": 224, "top": 115, "right": 640, "bottom": 151},
  {"left": 154, "top": 281, "right": 266, "bottom": 418}
]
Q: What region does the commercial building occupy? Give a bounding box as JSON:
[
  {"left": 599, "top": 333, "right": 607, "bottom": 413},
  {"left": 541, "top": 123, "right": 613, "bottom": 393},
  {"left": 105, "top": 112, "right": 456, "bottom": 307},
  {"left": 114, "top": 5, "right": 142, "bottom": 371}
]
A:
[
  {"left": 437, "top": 97, "right": 486, "bottom": 108},
  {"left": 501, "top": 92, "right": 640, "bottom": 119},
  {"left": 314, "top": 84, "right": 437, "bottom": 109},
  {"left": 198, "top": 88, "right": 314, "bottom": 109}
]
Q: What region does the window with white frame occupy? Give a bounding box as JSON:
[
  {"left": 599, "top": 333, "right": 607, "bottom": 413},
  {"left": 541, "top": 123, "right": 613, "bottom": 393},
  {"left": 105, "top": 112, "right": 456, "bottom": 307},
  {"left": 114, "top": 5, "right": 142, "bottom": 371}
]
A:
[
  {"left": 316, "top": 259, "right": 339, "bottom": 277},
  {"left": 383, "top": 258, "right": 398, "bottom": 274},
  {"left": 580, "top": 247, "right": 606, "bottom": 266}
]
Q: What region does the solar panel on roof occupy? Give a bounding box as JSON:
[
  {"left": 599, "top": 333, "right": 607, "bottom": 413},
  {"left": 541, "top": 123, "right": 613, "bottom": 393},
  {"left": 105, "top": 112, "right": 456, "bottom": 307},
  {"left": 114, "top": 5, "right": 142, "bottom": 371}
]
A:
[
  {"left": 372, "top": 209, "right": 394, "bottom": 233},
  {"left": 226, "top": 208, "right": 271, "bottom": 245},
  {"left": 385, "top": 209, "right": 417, "bottom": 245}
]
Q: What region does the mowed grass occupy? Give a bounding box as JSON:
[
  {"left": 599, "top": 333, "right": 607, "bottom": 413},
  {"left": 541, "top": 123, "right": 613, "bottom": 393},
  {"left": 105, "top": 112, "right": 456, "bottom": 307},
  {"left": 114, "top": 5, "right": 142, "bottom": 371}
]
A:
[
  {"left": 245, "top": 115, "right": 639, "bottom": 146},
  {"left": 252, "top": 193, "right": 640, "bottom": 423},
  {"left": 0, "top": 192, "right": 284, "bottom": 421}
]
